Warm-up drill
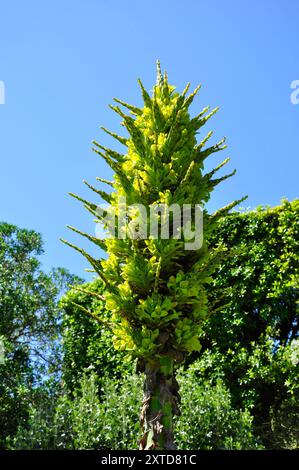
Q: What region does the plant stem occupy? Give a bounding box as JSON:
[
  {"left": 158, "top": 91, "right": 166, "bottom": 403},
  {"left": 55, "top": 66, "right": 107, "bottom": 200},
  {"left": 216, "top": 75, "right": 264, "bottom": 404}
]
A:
[{"left": 139, "top": 356, "right": 180, "bottom": 450}]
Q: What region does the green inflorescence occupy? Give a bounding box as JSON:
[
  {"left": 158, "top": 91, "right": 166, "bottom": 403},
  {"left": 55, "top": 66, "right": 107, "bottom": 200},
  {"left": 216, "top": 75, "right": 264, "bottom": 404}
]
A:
[{"left": 62, "top": 62, "right": 246, "bottom": 361}]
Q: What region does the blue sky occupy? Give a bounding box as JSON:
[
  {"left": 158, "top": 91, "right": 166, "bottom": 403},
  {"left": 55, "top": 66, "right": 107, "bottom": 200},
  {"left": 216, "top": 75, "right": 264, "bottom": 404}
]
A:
[{"left": 0, "top": 0, "right": 298, "bottom": 280}]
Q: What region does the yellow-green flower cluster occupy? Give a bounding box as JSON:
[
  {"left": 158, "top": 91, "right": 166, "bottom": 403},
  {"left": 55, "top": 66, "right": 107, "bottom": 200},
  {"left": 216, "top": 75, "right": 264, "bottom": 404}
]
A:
[{"left": 66, "top": 64, "right": 246, "bottom": 360}]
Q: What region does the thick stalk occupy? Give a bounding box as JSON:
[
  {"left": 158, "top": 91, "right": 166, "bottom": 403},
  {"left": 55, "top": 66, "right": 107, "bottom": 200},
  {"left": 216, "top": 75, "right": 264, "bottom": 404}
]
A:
[{"left": 139, "top": 356, "right": 180, "bottom": 450}]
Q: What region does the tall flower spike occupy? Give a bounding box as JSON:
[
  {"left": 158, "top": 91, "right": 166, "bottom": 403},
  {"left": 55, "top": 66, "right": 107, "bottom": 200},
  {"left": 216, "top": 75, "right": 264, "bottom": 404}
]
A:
[{"left": 64, "top": 64, "right": 247, "bottom": 450}]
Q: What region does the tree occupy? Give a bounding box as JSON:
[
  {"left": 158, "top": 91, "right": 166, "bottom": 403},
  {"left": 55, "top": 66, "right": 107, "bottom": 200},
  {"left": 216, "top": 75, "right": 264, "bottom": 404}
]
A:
[
  {"left": 0, "top": 222, "right": 80, "bottom": 448},
  {"left": 62, "top": 62, "right": 246, "bottom": 449}
]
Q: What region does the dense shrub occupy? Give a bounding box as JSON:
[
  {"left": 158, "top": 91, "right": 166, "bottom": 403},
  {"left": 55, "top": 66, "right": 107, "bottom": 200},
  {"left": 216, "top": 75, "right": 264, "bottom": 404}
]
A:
[{"left": 10, "top": 362, "right": 262, "bottom": 450}]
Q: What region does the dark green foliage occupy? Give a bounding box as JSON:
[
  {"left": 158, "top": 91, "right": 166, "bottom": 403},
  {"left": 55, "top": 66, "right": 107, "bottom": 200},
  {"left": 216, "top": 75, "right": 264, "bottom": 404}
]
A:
[
  {"left": 195, "top": 199, "right": 299, "bottom": 448},
  {"left": 60, "top": 279, "right": 133, "bottom": 393},
  {"left": 175, "top": 362, "right": 262, "bottom": 449}
]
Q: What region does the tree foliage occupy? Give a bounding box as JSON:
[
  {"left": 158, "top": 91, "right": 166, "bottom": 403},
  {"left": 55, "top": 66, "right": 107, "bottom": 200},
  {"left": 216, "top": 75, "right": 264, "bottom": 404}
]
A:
[
  {"left": 197, "top": 198, "right": 299, "bottom": 447},
  {"left": 0, "top": 222, "right": 80, "bottom": 448},
  {"left": 60, "top": 279, "right": 132, "bottom": 394}
]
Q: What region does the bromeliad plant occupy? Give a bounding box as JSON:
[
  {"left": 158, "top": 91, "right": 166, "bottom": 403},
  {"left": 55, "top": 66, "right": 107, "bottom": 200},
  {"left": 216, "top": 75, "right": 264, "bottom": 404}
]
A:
[{"left": 62, "top": 62, "right": 246, "bottom": 450}]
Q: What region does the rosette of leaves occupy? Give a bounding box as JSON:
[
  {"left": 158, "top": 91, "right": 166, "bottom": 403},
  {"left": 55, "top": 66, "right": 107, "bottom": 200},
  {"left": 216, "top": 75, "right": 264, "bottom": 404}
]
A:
[{"left": 62, "top": 62, "right": 246, "bottom": 450}]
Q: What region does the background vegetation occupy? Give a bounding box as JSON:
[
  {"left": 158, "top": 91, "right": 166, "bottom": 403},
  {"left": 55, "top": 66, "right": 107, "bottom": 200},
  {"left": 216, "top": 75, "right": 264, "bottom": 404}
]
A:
[{"left": 1, "top": 199, "right": 298, "bottom": 450}]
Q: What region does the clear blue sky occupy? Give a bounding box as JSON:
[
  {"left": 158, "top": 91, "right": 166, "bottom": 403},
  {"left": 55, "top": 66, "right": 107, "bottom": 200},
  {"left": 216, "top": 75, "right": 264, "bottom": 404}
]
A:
[{"left": 0, "top": 0, "right": 298, "bottom": 280}]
